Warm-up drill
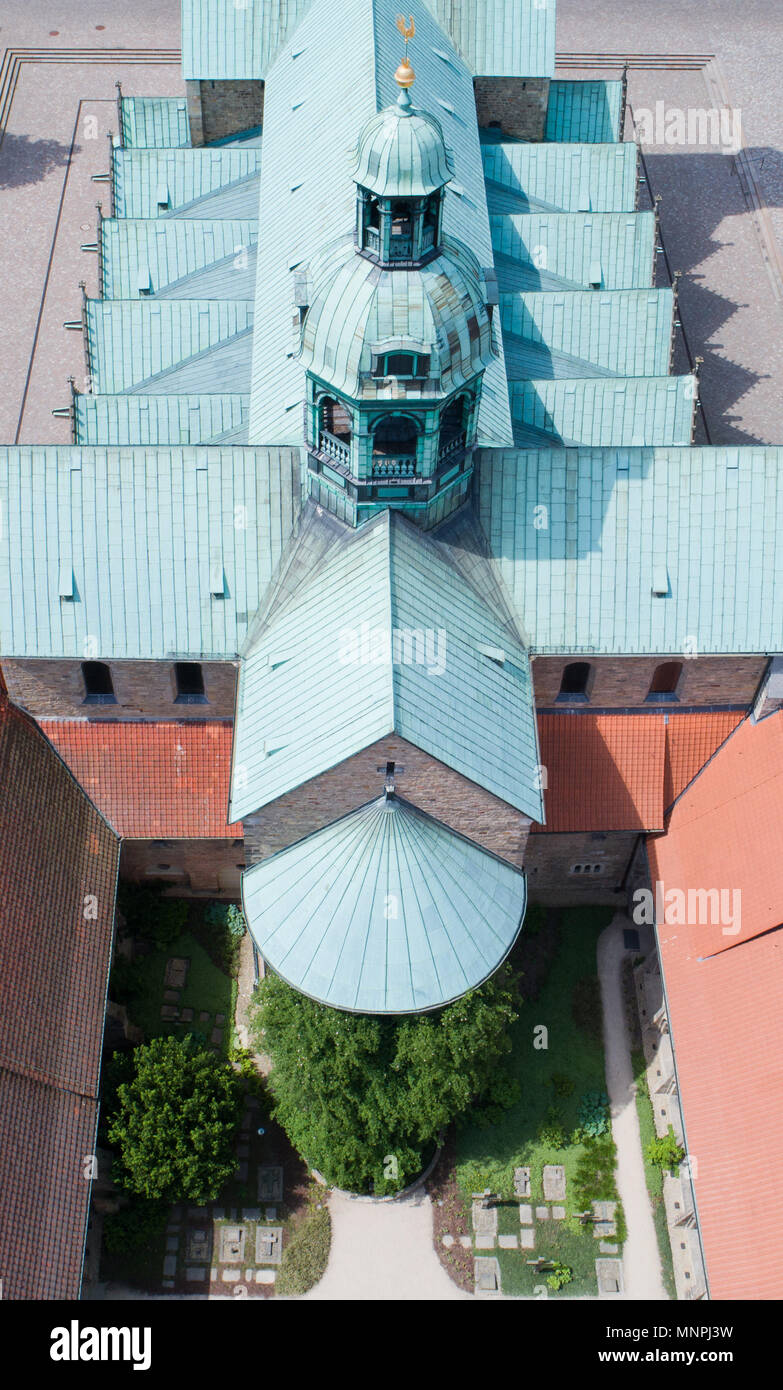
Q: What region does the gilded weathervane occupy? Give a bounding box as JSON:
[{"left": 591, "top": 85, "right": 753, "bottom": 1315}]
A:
[{"left": 395, "top": 13, "right": 416, "bottom": 88}]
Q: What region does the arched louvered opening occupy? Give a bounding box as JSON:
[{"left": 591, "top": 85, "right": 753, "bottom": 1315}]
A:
[{"left": 371, "top": 414, "right": 419, "bottom": 477}]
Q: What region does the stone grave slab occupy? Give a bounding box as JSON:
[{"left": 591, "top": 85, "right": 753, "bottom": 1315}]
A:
[
  {"left": 162, "top": 1279, "right": 175, "bottom": 1289},
  {"left": 594, "top": 1220, "right": 617, "bottom": 1238},
  {"left": 474, "top": 1257, "right": 501, "bottom": 1294},
  {"left": 519, "top": 1228, "right": 535, "bottom": 1250},
  {"left": 475, "top": 1234, "right": 496, "bottom": 1250},
  {"left": 242, "top": 1207, "right": 261, "bottom": 1222},
  {"left": 518, "top": 1204, "right": 533, "bottom": 1225},
  {"left": 211, "top": 1027, "right": 223, "bottom": 1045},
  {"left": 600, "top": 1242, "right": 619, "bottom": 1254},
  {"left": 256, "top": 1270, "right": 276, "bottom": 1284},
  {"left": 441, "top": 1234, "right": 454, "bottom": 1248},
  {"left": 213, "top": 1208, "right": 225, "bottom": 1220},
  {"left": 222, "top": 1268, "right": 241, "bottom": 1282},
  {"left": 498, "top": 1234, "right": 518, "bottom": 1249},
  {"left": 181, "top": 1008, "right": 194, "bottom": 1022},
  {"left": 592, "top": 1200, "right": 617, "bottom": 1221},
  {"left": 471, "top": 1201, "right": 498, "bottom": 1236},
  {"left": 551, "top": 1206, "right": 566, "bottom": 1220},
  {"left": 543, "top": 1165, "right": 566, "bottom": 1201},
  {"left": 165, "top": 1235, "right": 179, "bottom": 1252},
  {"left": 513, "top": 1166, "right": 531, "bottom": 1197},
  {"left": 264, "top": 1206, "right": 278, "bottom": 1221},
  {"left": 198, "top": 1011, "right": 210, "bottom": 1023},
  {"left": 596, "top": 1258, "right": 624, "bottom": 1295},
  {"left": 160, "top": 1005, "right": 179, "bottom": 1020},
  {"left": 186, "top": 1229, "right": 211, "bottom": 1262},
  {"left": 257, "top": 1166, "right": 284, "bottom": 1202},
  {"left": 163, "top": 990, "right": 180, "bottom": 1003},
  {"left": 162, "top": 1256, "right": 176, "bottom": 1277},
  {"left": 255, "top": 1226, "right": 283, "bottom": 1265},
  {"left": 535, "top": 1206, "right": 549, "bottom": 1220},
  {"left": 185, "top": 1267, "right": 207, "bottom": 1281},
  {"left": 459, "top": 1235, "right": 472, "bottom": 1249},
  {"left": 164, "top": 958, "right": 189, "bottom": 990},
  {"left": 216, "top": 1013, "right": 226, "bottom": 1025},
  {"left": 219, "top": 1225, "right": 246, "bottom": 1263}
]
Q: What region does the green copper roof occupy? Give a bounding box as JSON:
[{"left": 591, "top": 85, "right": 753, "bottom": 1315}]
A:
[
  {"left": 475, "top": 446, "right": 783, "bottom": 655},
  {"left": 118, "top": 96, "right": 190, "bottom": 148},
  {"left": 299, "top": 234, "right": 494, "bottom": 399},
  {"left": 230, "top": 506, "right": 542, "bottom": 822},
  {"left": 74, "top": 394, "right": 249, "bottom": 446},
  {"left": 352, "top": 96, "right": 454, "bottom": 197},
  {"left": 491, "top": 211, "right": 656, "bottom": 292},
  {"left": 112, "top": 147, "right": 261, "bottom": 219},
  {"left": 509, "top": 375, "right": 694, "bottom": 447},
  {"left": 100, "top": 218, "right": 257, "bottom": 299},
  {"left": 248, "top": 0, "right": 513, "bottom": 448},
  {"left": 242, "top": 794, "right": 527, "bottom": 1014},
  {"left": 483, "top": 141, "right": 639, "bottom": 215},
  {"left": 182, "top": 0, "right": 554, "bottom": 82},
  {"left": 85, "top": 299, "right": 253, "bottom": 394},
  {"left": 499, "top": 289, "right": 673, "bottom": 380},
  {"left": 0, "top": 446, "right": 303, "bottom": 659},
  {"left": 545, "top": 81, "right": 623, "bottom": 143}
]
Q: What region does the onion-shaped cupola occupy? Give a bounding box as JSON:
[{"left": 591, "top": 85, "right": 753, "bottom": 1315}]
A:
[{"left": 352, "top": 55, "right": 454, "bottom": 265}]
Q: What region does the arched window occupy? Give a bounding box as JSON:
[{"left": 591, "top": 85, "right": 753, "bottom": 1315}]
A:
[
  {"left": 646, "top": 661, "right": 682, "bottom": 701},
  {"left": 372, "top": 415, "right": 418, "bottom": 458},
  {"left": 557, "top": 662, "right": 591, "bottom": 701},
  {"left": 82, "top": 661, "right": 115, "bottom": 704},
  {"left": 174, "top": 662, "right": 206, "bottom": 704},
  {"left": 318, "top": 396, "right": 352, "bottom": 443}
]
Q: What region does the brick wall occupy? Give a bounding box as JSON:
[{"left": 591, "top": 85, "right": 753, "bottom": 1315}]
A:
[
  {"left": 525, "top": 830, "right": 639, "bottom": 905},
  {"left": 186, "top": 79, "right": 264, "bottom": 145},
  {"left": 473, "top": 77, "right": 550, "bottom": 141},
  {"left": 531, "top": 654, "right": 766, "bottom": 709},
  {"left": 120, "top": 837, "right": 245, "bottom": 895},
  {"left": 243, "top": 734, "right": 532, "bottom": 868},
  {"left": 1, "top": 659, "right": 238, "bottom": 720}
]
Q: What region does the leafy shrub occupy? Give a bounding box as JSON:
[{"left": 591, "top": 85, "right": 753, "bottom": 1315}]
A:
[
  {"left": 117, "top": 882, "right": 188, "bottom": 950},
  {"left": 546, "top": 1260, "right": 573, "bottom": 1291},
  {"left": 573, "top": 1134, "right": 619, "bottom": 1210},
  {"left": 103, "top": 1196, "right": 169, "bottom": 1254},
  {"left": 227, "top": 904, "right": 246, "bottom": 940},
  {"left": 571, "top": 975, "right": 603, "bottom": 1041},
  {"left": 538, "top": 1105, "right": 567, "bottom": 1149},
  {"left": 205, "top": 901, "right": 229, "bottom": 928},
  {"left": 646, "top": 1125, "right": 685, "bottom": 1173},
  {"left": 108, "top": 955, "right": 146, "bottom": 1007},
  {"left": 275, "top": 1206, "right": 331, "bottom": 1296},
  {"left": 550, "top": 1072, "right": 574, "bottom": 1099},
  {"left": 577, "top": 1089, "right": 609, "bottom": 1138}
]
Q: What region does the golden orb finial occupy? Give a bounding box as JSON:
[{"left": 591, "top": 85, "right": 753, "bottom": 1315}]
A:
[{"left": 394, "top": 15, "right": 416, "bottom": 88}]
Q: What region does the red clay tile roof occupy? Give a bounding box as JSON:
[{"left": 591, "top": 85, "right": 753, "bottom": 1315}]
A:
[
  {"left": 40, "top": 719, "right": 242, "bottom": 839},
  {"left": 533, "top": 713, "right": 666, "bottom": 831},
  {"left": 0, "top": 697, "right": 120, "bottom": 1299},
  {"left": 663, "top": 710, "right": 745, "bottom": 810},
  {"left": 647, "top": 711, "right": 783, "bottom": 1300}
]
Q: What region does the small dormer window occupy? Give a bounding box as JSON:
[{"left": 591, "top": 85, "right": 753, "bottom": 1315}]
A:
[{"left": 373, "top": 352, "right": 429, "bottom": 379}]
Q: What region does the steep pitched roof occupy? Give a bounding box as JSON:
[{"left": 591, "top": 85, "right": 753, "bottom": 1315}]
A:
[
  {"left": 646, "top": 712, "right": 783, "bottom": 1299},
  {"left": 499, "top": 289, "right": 673, "bottom": 381},
  {"left": 483, "top": 141, "right": 638, "bottom": 215},
  {"left": 242, "top": 794, "right": 527, "bottom": 1012},
  {"left": 491, "top": 211, "right": 656, "bottom": 293},
  {"left": 663, "top": 710, "right": 745, "bottom": 810},
  {"left": 476, "top": 446, "right": 783, "bottom": 654},
  {"left": 533, "top": 713, "right": 666, "bottom": 832},
  {"left": 230, "top": 505, "right": 542, "bottom": 821},
  {"left": 111, "top": 147, "right": 261, "bottom": 219},
  {"left": 0, "top": 697, "right": 119, "bottom": 1299},
  {"left": 248, "top": 0, "right": 513, "bottom": 447},
  {"left": 40, "top": 720, "right": 241, "bottom": 839},
  {"left": 0, "top": 445, "right": 303, "bottom": 660}
]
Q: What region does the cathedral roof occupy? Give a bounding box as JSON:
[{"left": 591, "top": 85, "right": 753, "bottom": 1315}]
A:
[{"left": 352, "top": 92, "right": 454, "bottom": 198}]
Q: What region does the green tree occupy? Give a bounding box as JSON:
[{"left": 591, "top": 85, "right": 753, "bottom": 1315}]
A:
[
  {"left": 646, "top": 1125, "right": 685, "bottom": 1174},
  {"left": 108, "top": 1036, "right": 244, "bottom": 1203},
  {"left": 251, "top": 966, "right": 520, "bottom": 1194}
]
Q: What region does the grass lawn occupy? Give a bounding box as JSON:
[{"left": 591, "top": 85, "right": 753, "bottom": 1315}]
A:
[
  {"left": 632, "top": 1047, "right": 676, "bottom": 1299},
  {"left": 127, "top": 929, "right": 237, "bottom": 1054},
  {"left": 456, "top": 905, "right": 618, "bottom": 1297}
]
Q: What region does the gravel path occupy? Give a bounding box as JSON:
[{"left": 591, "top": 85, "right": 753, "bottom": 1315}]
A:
[{"left": 597, "top": 916, "right": 668, "bottom": 1301}]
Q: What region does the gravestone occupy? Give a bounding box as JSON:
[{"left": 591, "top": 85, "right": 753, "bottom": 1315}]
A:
[
  {"left": 498, "top": 1234, "right": 517, "bottom": 1249},
  {"left": 475, "top": 1234, "right": 496, "bottom": 1250},
  {"left": 198, "top": 1011, "right": 210, "bottom": 1023},
  {"left": 535, "top": 1206, "right": 549, "bottom": 1220},
  {"left": 513, "top": 1167, "right": 531, "bottom": 1197},
  {"left": 181, "top": 1008, "right": 194, "bottom": 1022},
  {"left": 257, "top": 1166, "right": 283, "bottom": 1202},
  {"left": 543, "top": 1165, "right": 566, "bottom": 1201},
  {"left": 255, "top": 1227, "right": 283, "bottom": 1264},
  {"left": 219, "top": 1225, "right": 246, "bottom": 1263},
  {"left": 185, "top": 1267, "right": 206, "bottom": 1281},
  {"left": 165, "top": 1235, "right": 179, "bottom": 1252},
  {"left": 165, "top": 958, "right": 189, "bottom": 990},
  {"left": 518, "top": 1204, "right": 533, "bottom": 1225},
  {"left": 242, "top": 1207, "right": 261, "bottom": 1222},
  {"left": 163, "top": 990, "right": 179, "bottom": 1003},
  {"left": 472, "top": 1201, "right": 498, "bottom": 1236},
  {"left": 459, "top": 1235, "right": 472, "bottom": 1249},
  {"left": 160, "top": 1005, "right": 179, "bottom": 1020},
  {"left": 211, "top": 1027, "right": 223, "bottom": 1045},
  {"left": 162, "top": 1256, "right": 177, "bottom": 1277},
  {"left": 256, "top": 1270, "right": 276, "bottom": 1284},
  {"left": 596, "top": 1258, "right": 624, "bottom": 1295},
  {"left": 474, "top": 1257, "right": 501, "bottom": 1294},
  {"left": 551, "top": 1206, "right": 566, "bottom": 1220},
  {"left": 187, "top": 1229, "right": 211, "bottom": 1262},
  {"left": 442, "top": 1233, "right": 454, "bottom": 1248},
  {"left": 519, "top": 1228, "right": 535, "bottom": 1250}
]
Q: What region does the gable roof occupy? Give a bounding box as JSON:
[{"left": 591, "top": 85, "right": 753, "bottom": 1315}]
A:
[
  {"left": 476, "top": 446, "right": 783, "bottom": 654},
  {"left": 40, "top": 720, "right": 241, "bottom": 838},
  {"left": 112, "top": 147, "right": 261, "bottom": 220},
  {"left": 646, "top": 712, "right": 783, "bottom": 1299},
  {"left": 533, "top": 713, "right": 666, "bottom": 832},
  {"left": 0, "top": 696, "right": 119, "bottom": 1299},
  {"left": 499, "top": 289, "right": 673, "bottom": 381},
  {"left": 0, "top": 446, "right": 304, "bottom": 660},
  {"left": 491, "top": 211, "right": 656, "bottom": 293},
  {"left": 242, "top": 794, "right": 528, "bottom": 1013},
  {"left": 663, "top": 710, "right": 745, "bottom": 810},
  {"left": 230, "top": 505, "right": 542, "bottom": 821},
  {"left": 483, "top": 141, "right": 638, "bottom": 215},
  {"left": 248, "top": 0, "right": 513, "bottom": 448}
]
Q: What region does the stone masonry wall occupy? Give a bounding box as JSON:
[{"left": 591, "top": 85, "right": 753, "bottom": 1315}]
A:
[
  {"left": 473, "top": 77, "right": 550, "bottom": 141},
  {"left": 1, "top": 659, "right": 238, "bottom": 720},
  {"left": 120, "top": 837, "right": 245, "bottom": 896},
  {"left": 242, "top": 734, "right": 532, "bottom": 869},
  {"left": 531, "top": 654, "right": 767, "bottom": 708},
  {"left": 525, "top": 830, "right": 639, "bottom": 905},
  {"left": 186, "top": 79, "right": 264, "bottom": 145}
]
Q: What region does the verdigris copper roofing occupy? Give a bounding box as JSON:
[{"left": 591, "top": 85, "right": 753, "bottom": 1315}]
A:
[
  {"left": 352, "top": 99, "right": 454, "bottom": 197},
  {"left": 241, "top": 795, "right": 528, "bottom": 1014},
  {"left": 299, "top": 235, "right": 494, "bottom": 398}
]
